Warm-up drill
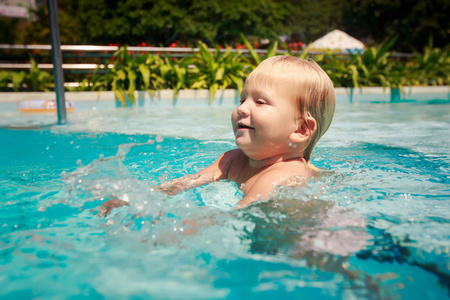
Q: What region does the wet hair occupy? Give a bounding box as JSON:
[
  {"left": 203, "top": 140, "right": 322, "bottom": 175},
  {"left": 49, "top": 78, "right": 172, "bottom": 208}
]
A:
[{"left": 245, "top": 56, "right": 335, "bottom": 165}]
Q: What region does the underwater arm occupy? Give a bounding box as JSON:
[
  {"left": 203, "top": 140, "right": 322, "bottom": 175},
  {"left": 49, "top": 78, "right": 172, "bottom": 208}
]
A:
[
  {"left": 159, "top": 149, "right": 239, "bottom": 195},
  {"left": 98, "top": 198, "right": 129, "bottom": 217},
  {"left": 158, "top": 172, "right": 216, "bottom": 195},
  {"left": 98, "top": 150, "right": 238, "bottom": 217},
  {"left": 97, "top": 170, "right": 219, "bottom": 217}
]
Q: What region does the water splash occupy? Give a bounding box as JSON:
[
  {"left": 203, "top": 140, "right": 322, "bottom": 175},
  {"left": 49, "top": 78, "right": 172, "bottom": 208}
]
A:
[{"left": 38, "top": 139, "right": 161, "bottom": 211}]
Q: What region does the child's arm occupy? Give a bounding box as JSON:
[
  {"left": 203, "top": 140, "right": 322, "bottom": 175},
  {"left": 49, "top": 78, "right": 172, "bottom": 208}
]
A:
[
  {"left": 98, "top": 198, "right": 129, "bottom": 217},
  {"left": 234, "top": 177, "right": 276, "bottom": 209},
  {"left": 98, "top": 150, "right": 238, "bottom": 217},
  {"left": 159, "top": 149, "right": 238, "bottom": 195}
]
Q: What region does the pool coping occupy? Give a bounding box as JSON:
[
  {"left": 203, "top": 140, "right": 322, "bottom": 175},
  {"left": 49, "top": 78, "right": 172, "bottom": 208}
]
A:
[{"left": 0, "top": 86, "right": 448, "bottom": 104}]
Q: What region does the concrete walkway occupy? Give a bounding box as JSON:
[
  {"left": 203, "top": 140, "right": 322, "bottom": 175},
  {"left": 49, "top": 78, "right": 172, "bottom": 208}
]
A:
[{"left": 0, "top": 86, "right": 448, "bottom": 104}]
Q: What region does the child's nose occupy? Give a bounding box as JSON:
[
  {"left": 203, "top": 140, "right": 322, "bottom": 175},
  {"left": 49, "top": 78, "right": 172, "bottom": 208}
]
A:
[{"left": 237, "top": 101, "right": 250, "bottom": 116}]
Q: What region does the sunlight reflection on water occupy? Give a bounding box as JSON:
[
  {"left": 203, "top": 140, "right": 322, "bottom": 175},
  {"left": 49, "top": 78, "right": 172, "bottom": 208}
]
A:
[{"left": 0, "top": 98, "right": 449, "bottom": 299}]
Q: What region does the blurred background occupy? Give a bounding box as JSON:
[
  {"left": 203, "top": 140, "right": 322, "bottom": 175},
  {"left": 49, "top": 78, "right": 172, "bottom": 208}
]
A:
[{"left": 1, "top": 0, "right": 448, "bottom": 51}]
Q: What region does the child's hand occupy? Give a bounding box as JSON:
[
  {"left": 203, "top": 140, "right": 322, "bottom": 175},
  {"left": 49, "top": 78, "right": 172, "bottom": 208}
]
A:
[
  {"left": 158, "top": 174, "right": 203, "bottom": 196},
  {"left": 158, "top": 182, "right": 185, "bottom": 196},
  {"left": 98, "top": 198, "right": 129, "bottom": 217}
]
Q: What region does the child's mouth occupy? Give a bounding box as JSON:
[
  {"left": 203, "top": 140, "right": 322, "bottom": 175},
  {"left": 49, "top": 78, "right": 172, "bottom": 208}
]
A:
[{"left": 237, "top": 122, "right": 253, "bottom": 129}]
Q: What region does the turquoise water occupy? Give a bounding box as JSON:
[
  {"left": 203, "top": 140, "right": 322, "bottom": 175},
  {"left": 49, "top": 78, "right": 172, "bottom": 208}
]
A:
[{"left": 0, "top": 96, "right": 449, "bottom": 299}]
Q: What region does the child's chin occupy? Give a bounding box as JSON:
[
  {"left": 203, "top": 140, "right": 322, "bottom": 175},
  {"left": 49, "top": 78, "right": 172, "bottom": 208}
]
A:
[
  {"left": 235, "top": 139, "right": 253, "bottom": 151},
  {"left": 235, "top": 134, "right": 249, "bottom": 142}
]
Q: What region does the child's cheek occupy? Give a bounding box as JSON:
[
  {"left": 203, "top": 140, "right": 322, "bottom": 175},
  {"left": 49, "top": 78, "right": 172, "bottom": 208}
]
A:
[{"left": 231, "top": 110, "right": 239, "bottom": 133}]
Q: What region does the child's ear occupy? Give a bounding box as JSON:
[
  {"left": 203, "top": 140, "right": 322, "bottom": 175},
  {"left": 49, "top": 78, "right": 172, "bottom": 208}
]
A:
[{"left": 290, "top": 116, "right": 317, "bottom": 143}]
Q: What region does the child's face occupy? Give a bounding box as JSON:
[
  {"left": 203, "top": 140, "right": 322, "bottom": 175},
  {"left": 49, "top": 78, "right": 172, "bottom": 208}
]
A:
[{"left": 231, "top": 80, "right": 299, "bottom": 160}]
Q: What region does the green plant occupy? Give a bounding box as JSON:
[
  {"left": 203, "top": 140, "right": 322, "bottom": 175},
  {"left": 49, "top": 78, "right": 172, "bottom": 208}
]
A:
[
  {"left": 192, "top": 41, "right": 250, "bottom": 103},
  {"left": 0, "top": 71, "right": 11, "bottom": 90},
  {"left": 109, "top": 46, "right": 161, "bottom": 107},
  {"left": 353, "top": 37, "right": 400, "bottom": 88},
  {"left": 320, "top": 52, "right": 359, "bottom": 88},
  {"left": 410, "top": 42, "right": 450, "bottom": 86},
  {"left": 26, "top": 58, "right": 54, "bottom": 91},
  {"left": 0, "top": 58, "right": 53, "bottom": 91},
  {"left": 92, "top": 68, "right": 114, "bottom": 92},
  {"left": 220, "top": 49, "right": 249, "bottom": 97},
  {"left": 320, "top": 37, "right": 405, "bottom": 90},
  {"left": 240, "top": 33, "right": 279, "bottom": 68},
  {"left": 158, "top": 54, "right": 194, "bottom": 101}
]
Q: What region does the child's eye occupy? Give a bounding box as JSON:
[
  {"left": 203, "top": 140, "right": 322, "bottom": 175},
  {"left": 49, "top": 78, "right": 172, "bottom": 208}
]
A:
[
  {"left": 239, "top": 98, "right": 246, "bottom": 105},
  {"left": 256, "top": 99, "right": 266, "bottom": 105}
]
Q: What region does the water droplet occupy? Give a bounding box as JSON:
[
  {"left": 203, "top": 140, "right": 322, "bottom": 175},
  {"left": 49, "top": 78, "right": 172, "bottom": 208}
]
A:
[
  {"left": 156, "top": 145, "right": 162, "bottom": 151},
  {"left": 99, "top": 154, "right": 104, "bottom": 160},
  {"left": 76, "top": 159, "right": 82, "bottom": 166},
  {"left": 117, "top": 144, "right": 132, "bottom": 157},
  {"left": 155, "top": 135, "right": 164, "bottom": 143}
]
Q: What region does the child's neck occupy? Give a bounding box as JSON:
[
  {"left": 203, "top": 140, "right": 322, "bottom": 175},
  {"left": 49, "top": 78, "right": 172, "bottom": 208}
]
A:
[{"left": 248, "top": 152, "right": 304, "bottom": 170}]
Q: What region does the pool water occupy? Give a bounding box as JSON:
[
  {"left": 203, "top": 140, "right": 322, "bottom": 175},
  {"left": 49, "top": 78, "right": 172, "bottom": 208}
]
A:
[{"left": 0, "top": 96, "right": 449, "bottom": 299}]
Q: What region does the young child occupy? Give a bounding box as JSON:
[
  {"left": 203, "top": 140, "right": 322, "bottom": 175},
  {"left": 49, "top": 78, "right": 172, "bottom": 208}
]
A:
[
  {"left": 99, "top": 55, "right": 335, "bottom": 216},
  {"left": 159, "top": 55, "right": 335, "bottom": 208}
]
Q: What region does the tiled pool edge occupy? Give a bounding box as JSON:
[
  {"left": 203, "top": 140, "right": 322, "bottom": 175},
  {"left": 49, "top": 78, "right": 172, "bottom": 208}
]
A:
[{"left": 0, "top": 86, "right": 448, "bottom": 105}]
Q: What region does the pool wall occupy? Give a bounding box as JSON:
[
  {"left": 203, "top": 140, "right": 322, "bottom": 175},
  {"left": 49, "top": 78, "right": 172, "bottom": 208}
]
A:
[{"left": 0, "top": 86, "right": 448, "bottom": 107}]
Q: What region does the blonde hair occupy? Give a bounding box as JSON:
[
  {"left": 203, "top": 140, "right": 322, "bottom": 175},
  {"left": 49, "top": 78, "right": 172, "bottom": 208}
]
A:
[{"left": 246, "top": 56, "right": 335, "bottom": 167}]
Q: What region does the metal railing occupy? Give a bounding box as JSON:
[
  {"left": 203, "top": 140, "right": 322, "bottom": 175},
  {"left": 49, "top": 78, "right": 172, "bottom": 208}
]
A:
[
  {"left": 0, "top": 44, "right": 415, "bottom": 71},
  {"left": 0, "top": 44, "right": 278, "bottom": 71}
]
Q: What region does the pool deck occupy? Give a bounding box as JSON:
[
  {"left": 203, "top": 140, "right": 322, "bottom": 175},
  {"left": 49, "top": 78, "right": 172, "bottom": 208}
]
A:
[{"left": 0, "top": 86, "right": 448, "bottom": 105}]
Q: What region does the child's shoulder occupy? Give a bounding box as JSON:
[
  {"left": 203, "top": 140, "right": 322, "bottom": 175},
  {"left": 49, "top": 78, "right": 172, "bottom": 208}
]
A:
[
  {"left": 223, "top": 148, "right": 245, "bottom": 157},
  {"left": 220, "top": 148, "right": 246, "bottom": 164},
  {"left": 235, "top": 158, "right": 311, "bottom": 207},
  {"left": 261, "top": 158, "right": 312, "bottom": 184}
]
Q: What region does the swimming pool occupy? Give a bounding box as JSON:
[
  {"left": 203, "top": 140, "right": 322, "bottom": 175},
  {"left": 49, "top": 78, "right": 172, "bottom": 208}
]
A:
[{"left": 0, "top": 93, "right": 449, "bottom": 299}]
